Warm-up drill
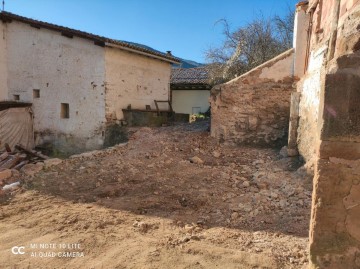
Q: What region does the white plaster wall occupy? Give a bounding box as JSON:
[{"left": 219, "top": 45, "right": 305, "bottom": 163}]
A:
[
  {"left": 297, "top": 46, "right": 327, "bottom": 161},
  {"left": 258, "top": 50, "right": 294, "bottom": 81},
  {"left": 300, "top": 46, "right": 327, "bottom": 117},
  {"left": 293, "top": 5, "right": 310, "bottom": 78},
  {"left": 224, "top": 49, "right": 294, "bottom": 86},
  {"left": 6, "top": 21, "right": 106, "bottom": 152},
  {"left": 0, "top": 22, "right": 8, "bottom": 101},
  {"left": 105, "top": 47, "right": 171, "bottom": 120},
  {"left": 172, "top": 90, "right": 210, "bottom": 115}
]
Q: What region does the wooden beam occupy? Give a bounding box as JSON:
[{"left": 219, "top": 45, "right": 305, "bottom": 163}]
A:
[{"left": 15, "top": 144, "right": 49, "bottom": 160}]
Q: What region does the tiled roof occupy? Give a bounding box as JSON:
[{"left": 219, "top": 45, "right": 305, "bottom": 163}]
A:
[
  {"left": 171, "top": 67, "right": 210, "bottom": 85},
  {"left": 0, "top": 12, "right": 180, "bottom": 64}
]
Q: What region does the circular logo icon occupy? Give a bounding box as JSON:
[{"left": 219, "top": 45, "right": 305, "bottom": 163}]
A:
[{"left": 11, "top": 246, "right": 25, "bottom": 255}]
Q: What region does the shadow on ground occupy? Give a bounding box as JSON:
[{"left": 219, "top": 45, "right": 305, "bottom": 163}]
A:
[{"left": 24, "top": 121, "right": 312, "bottom": 238}]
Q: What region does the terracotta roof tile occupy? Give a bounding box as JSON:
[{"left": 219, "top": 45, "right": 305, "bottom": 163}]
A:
[{"left": 171, "top": 67, "right": 210, "bottom": 85}]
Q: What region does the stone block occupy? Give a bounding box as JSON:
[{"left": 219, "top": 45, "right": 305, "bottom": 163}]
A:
[
  {"left": 248, "top": 116, "right": 258, "bottom": 131},
  {"left": 210, "top": 62, "right": 293, "bottom": 146},
  {"left": 319, "top": 140, "right": 360, "bottom": 160},
  {"left": 287, "top": 148, "right": 299, "bottom": 157},
  {"left": 0, "top": 169, "right": 12, "bottom": 181},
  {"left": 44, "top": 158, "right": 63, "bottom": 168},
  {"left": 21, "top": 163, "right": 44, "bottom": 176},
  {"left": 322, "top": 73, "right": 360, "bottom": 140}
]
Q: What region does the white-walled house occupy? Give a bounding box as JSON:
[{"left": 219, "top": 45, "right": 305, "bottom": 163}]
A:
[
  {"left": 0, "top": 12, "right": 179, "bottom": 155},
  {"left": 171, "top": 67, "right": 211, "bottom": 115}
]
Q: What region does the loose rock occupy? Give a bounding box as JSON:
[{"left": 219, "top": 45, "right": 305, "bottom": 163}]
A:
[{"left": 190, "top": 156, "right": 204, "bottom": 164}]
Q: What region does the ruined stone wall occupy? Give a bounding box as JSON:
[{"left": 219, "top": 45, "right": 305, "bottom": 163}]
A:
[
  {"left": 210, "top": 49, "right": 294, "bottom": 146},
  {"left": 298, "top": 0, "right": 360, "bottom": 161},
  {"left": 296, "top": 0, "right": 330, "bottom": 163},
  {"left": 297, "top": 1, "right": 360, "bottom": 268}
]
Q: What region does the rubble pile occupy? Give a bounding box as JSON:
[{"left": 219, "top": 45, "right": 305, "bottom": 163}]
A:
[
  {"left": 0, "top": 143, "right": 62, "bottom": 194},
  {"left": 0, "top": 122, "right": 312, "bottom": 268}
]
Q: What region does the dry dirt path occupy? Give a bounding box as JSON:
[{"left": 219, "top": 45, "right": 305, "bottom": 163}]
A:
[{"left": 0, "top": 122, "right": 312, "bottom": 269}]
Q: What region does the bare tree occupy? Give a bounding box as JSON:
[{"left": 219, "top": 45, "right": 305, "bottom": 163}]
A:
[
  {"left": 206, "top": 10, "right": 294, "bottom": 84},
  {"left": 274, "top": 6, "right": 295, "bottom": 49}
]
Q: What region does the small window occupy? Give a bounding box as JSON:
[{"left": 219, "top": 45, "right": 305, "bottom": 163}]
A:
[
  {"left": 61, "top": 103, "right": 69, "bottom": 119},
  {"left": 33, "top": 89, "right": 40, "bottom": 98},
  {"left": 13, "top": 94, "right": 20, "bottom": 101}
]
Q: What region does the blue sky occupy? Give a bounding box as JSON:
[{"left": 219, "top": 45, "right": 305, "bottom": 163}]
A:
[{"left": 5, "top": 0, "right": 299, "bottom": 63}]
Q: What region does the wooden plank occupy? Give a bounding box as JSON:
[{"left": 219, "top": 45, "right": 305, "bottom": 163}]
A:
[
  {"left": 168, "top": 101, "right": 173, "bottom": 112},
  {"left": 5, "top": 143, "right": 11, "bottom": 153},
  {"left": 154, "top": 100, "right": 173, "bottom": 112},
  {"left": 0, "top": 152, "right": 9, "bottom": 162},
  {"left": 0, "top": 156, "right": 11, "bottom": 168},
  {"left": 15, "top": 144, "right": 49, "bottom": 160},
  {"left": 13, "top": 160, "right": 29, "bottom": 170},
  {"left": 0, "top": 154, "right": 21, "bottom": 169},
  {"left": 154, "top": 100, "right": 160, "bottom": 116}
]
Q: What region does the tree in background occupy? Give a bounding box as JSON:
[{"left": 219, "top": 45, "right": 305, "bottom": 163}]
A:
[{"left": 205, "top": 9, "right": 294, "bottom": 84}]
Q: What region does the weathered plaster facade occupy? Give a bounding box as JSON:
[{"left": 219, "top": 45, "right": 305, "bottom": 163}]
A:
[
  {"left": 172, "top": 90, "right": 210, "bottom": 115},
  {"left": 5, "top": 21, "right": 106, "bottom": 154},
  {"left": 210, "top": 49, "right": 295, "bottom": 146},
  {"left": 296, "top": 45, "right": 326, "bottom": 162},
  {"left": 170, "top": 67, "right": 211, "bottom": 116},
  {"left": 0, "top": 22, "right": 8, "bottom": 101},
  {"left": 291, "top": 0, "right": 360, "bottom": 268},
  {"left": 0, "top": 12, "right": 178, "bottom": 155},
  {"left": 105, "top": 47, "right": 171, "bottom": 121}
]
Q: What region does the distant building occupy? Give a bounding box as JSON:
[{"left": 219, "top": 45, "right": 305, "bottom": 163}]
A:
[
  {"left": 170, "top": 67, "right": 211, "bottom": 115},
  {"left": 0, "top": 12, "right": 179, "bottom": 154}
]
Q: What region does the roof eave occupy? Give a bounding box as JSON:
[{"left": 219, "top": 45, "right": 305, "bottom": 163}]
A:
[
  {"left": 170, "top": 83, "right": 211, "bottom": 88},
  {"left": 106, "top": 42, "right": 180, "bottom": 64}
]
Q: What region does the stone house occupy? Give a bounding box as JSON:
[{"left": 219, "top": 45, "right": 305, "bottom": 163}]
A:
[
  {"left": 0, "top": 12, "right": 179, "bottom": 155},
  {"left": 170, "top": 67, "right": 211, "bottom": 116}
]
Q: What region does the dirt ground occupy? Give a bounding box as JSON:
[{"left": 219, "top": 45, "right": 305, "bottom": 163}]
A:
[{"left": 0, "top": 121, "right": 313, "bottom": 269}]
